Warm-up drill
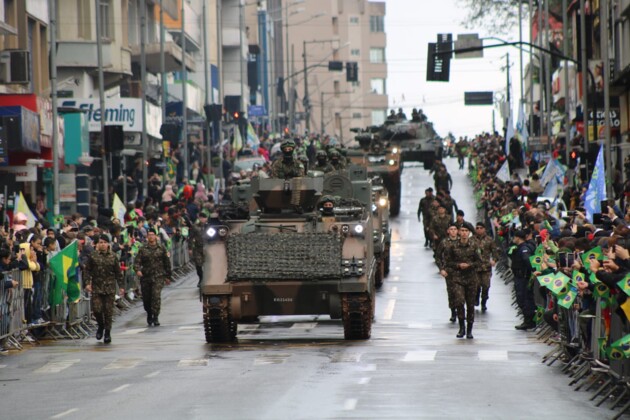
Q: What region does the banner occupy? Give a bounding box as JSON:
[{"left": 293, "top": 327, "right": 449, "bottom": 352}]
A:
[
  {"left": 584, "top": 145, "right": 607, "bottom": 222},
  {"left": 49, "top": 240, "right": 79, "bottom": 305}
]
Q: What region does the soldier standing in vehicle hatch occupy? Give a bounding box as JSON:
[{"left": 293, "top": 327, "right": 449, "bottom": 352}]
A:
[
  {"left": 271, "top": 139, "right": 305, "bottom": 178},
  {"left": 84, "top": 235, "right": 123, "bottom": 344},
  {"left": 443, "top": 223, "right": 482, "bottom": 339},
  {"left": 135, "top": 230, "right": 172, "bottom": 326}
]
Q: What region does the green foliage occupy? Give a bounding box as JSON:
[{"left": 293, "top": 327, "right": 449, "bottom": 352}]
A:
[{"left": 458, "top": 0, "right": 529, "bottom": 35}]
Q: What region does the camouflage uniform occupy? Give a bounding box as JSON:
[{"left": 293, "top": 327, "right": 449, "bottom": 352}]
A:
[
  {"left": 271, "top": 158, "right": 305, "bottom": 178},
  {"left": 435, "top": 237, "right": 459, "bottom": 309},
  {"left": 443, "top": 239, "right": 482, "bottom": 323},
  {"left": 135, "top": 242, "right": 172, "bottom": 320},
  {"left": 84, "top": 249, "right": 122, "bottom": 331},
  {"left": 189, "top": 222, "right": 205, "bottom": 285},
  {"left": 417, "top": 196, "right": 435, "bottom": 246},
  {"left": 313, "top": 161, "right": 334, "bottom": 173},
  {"left": 428, "top": 213, "right": 451, "bottom": 251},
  {"left": 474, "top": 234, "right": 501, "bottom": 307}
]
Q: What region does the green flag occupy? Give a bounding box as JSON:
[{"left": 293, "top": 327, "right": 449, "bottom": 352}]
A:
[
  {"left": 572, "top": 270, "right": 586, "bottom": 286},
  {"left": 581, "top": 246, "right": 603, "bottom": 272},
  {"left": 500, "top": 214, "right": 513, "bottom": 224},
  {"left": 557, "top": 288, "right": 578, "bottom": 309},
  {"left": 49, "top": 240, "right": 79, "bottom": 304},
  {"left": 549, "top": 272, "right": 570, "bottom": 295},
  {"left": 617, "top": 273, "right": 630, "bottom": 296},
  {"left": 533, "top": 305, "right": 545, "bottom": 323},
  {"left": 537, "top": 273, "right": 555, "bottom": 288},
  {"left": 598, "top": 337, "right": 608, "bottom": 358},
  {"left": 535, "top": 245, "right": 545, "bottom": 256},
  {"left": 529, "top": 255, "right": 544, "bottom": 271},
  {"left": 609, "top": 334, "right": 630, "bottom": 360},
  {"left": 593, "top": 282, "right": 610, "bottom": 299}
]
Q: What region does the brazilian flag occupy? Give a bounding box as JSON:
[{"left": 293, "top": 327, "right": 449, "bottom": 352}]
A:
[
  {"left": 533, "top": 305, "right": 545, "bottom": 323},
  {"left": 557, "top": 288, "right": 578, "bottom": 309},
  {"left": 608, "top": 335, "right": 630, "bottom": 360},
  {"left": 537, "top": 273, "right": 555, "bottom": 288},
  {"left": 535, "top": 245, "right": 545, "bottom": 256},
  {"left": 581, "top": 246, "right": 604, "bottom": 272},
  {"left": 598, "top": 337, "right": 608, "bottom": 358},
  {"left": 49, "top": 240, "right": 80, "bottom": 304},
  {"left": 501, "top": 214, "right": 513, "bottom": 224},
  {"left": 617, "top": 273, "right": 630, "bottom": 296},
  {"left": 549, "top": 272, "right": 570, "bottom": 296},
  {"left": 572, "top": 270, "right": 586, "bottom": 284},
  {"left": 530, "top": 255, "right": 544, "bottom": 271},
  {"left": 593, "top": 282, "right": 610, "bottom": 299}
]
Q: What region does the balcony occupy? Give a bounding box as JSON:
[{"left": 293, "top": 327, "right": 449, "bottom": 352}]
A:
[
  {"left": 130, "top": 41, "right": 196, "bottom": 74},
  {"left": 56, "top": 41, "right": 132, "bottom": 76},
  {"left": 222, "top": 27, "right": 242, "bottom": 48},
  {"left": 161, "top": 0, "right": 201, "bottom": 53}
]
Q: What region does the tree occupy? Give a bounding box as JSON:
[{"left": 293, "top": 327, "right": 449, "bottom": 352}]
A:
[{"left": 458, "top": 0, "right": 530, "bottom": 35}]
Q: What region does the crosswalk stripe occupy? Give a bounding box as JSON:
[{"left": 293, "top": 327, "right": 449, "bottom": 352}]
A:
[
  {"left": 178, "top": 326, "right": 203, "bottom": 331},
  {"left": 402, "top": 351, "right": 436, "bottom": 362},
  {"left": 103, "top": 358, "right": 143, "bottom": 370},
  {"left": 330, "top": 352, "right": 362, "bottom": 363},
  {"left": 35, "top": 359, "right": 80, "bottom": 373},
  {"left": 178, "top": 359, "right": 209, "bottom": 367},
  {"left": 120, "top": 328, "right": 147, "bottom": 335},
  {"left": 253, "top": 354, "right": 291, "bottom": 365},
  {"left": 110, "top": 384, "right": 131, "bottom": 393},
  {"left": 290, "top": 323, "right": 318, "bottom": 329},
  {"left": 343, "top": 399, "right": 358, "bottom": 410},
  {"left": 478, "top": 351, "right": 508, "bottom": 361},
  {"left": 357, "top": 377, "right": 371, "bottom": 385},
  {"left": 383, "top": 299, "right": 396, "bottom": 320}
]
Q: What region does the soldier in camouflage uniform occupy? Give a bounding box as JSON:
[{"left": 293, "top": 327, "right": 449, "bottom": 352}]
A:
[
  {"left": 435, "top": 223, "right": 460, "bottom": 322},
  {"left": 135, "top": 230, "right": 172, "bottom": 326},
  {"left": 329, "top": 149, "right": 346, "bottom": 170},
  {"left": 417, "top": 187, "right": 435, "bottom": 248},
  {"left": 313, "top": 150, "right": 334, "bottom": 173},
  {"left": 189, "top": 211, "right": 207, "bottom": 287},
  {"left": 428, "top": 204, "right": 451, "bottom": 253},
  {"left": 443, "top": 223, "right": 482, "bottom": 339},
  {"left": 473, "top": 222, "right": 501, "bottom": 312},
  {"left": 271, "top": 140, "right": 305, "bottom": 178},
  {"left": 85, "top": 235, "right": 123, "bottom": 344}
]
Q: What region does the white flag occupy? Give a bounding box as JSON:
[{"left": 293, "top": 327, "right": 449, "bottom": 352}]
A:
[{"left": 496, "top": 160, "right": 511, "bottom": 183}]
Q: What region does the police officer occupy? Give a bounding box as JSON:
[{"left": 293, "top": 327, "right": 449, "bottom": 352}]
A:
[
  {"left": 474, "top": 222, "right": 501, "bottom": 312},
  {"left": 313, "top": 150, "right": 334, "bottom": 173},
  {"left": 84, "top": 235, "right": 122, "bottom": 344},
  {"left": 189, "top": 211, "right": 207, "bottom": 287},
  {"left": 135, "top": 230, "right": 172, "bottom": 326},
  {"left": 436, "top": 222, "right": 460, "bottom": 322},
  {"left": 511, "top": 229, "right": 537, "bottom": 330},
  {"left": 417, "top": 187, "right": 435, "bottom": 248},
  {"left": 271, "top": 140, "right": 305, "bottom": 178},
  {"left": 444, "top": 223, "right": 482, "bottom": 339}
]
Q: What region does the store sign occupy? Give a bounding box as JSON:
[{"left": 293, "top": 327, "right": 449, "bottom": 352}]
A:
[
  {"left": 0, "top": 165, "right": 37, "bottom": 181},
  {"left": 58, "top": 98, "right": 142, "bottom": 132}
]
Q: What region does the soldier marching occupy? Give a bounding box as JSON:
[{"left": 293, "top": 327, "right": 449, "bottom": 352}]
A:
[{"left": 135, "top": 230, "right": 172, "bottom": 327}]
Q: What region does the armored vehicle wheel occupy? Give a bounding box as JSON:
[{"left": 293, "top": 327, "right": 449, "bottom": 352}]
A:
[
  {"left": 203, "top": 295, "right": 237, "bottom": 343},
  {"left": 375, "top": 259, "right": 385, "bottom": 289},
  {"left": 341, "top": 293, "right": 373, "bottom": 340},
  {"left": 383, "top": 248, "right": 391, "bottom": 276}
]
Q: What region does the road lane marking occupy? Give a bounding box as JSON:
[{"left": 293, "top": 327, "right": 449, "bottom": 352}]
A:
[
  {"left": 357, "top": 377, "right": 371, "bottom": 385},
  {"left": 253, "top": 354, "right": 291, "bottom": 365},
  {"left": 383, "top": 299, "right": 396, "bottom": 320},
  {"left": 402, "top": 351, "right": 437, "bottom": 362},
  {"left": 290, "top": 322, "right": 318, "bottom": 329},
  {"left": 331, "top": 352, "right": 362, "bottom": 363},
  {"left": 478, "top": 351, "right": 508, "bottom": 361},
  {"left": 50, "top": 408, "right": 79, "bottom": 419},
  {"left": 356, "top": 364, "right": 377, "bottom": 371},
  {"left": 35, "top": 359, "right": 80, "bottom": 373},
  {"left": 103, "top": 358, "right": 143, "bottom": 370},
  {"left": 394, "top": 266, "right": 401, "bottom": 271},
  {"left": 408, "top": 323, "right": 432, "bottom": 329},
  {"left": 389, "top": 286, "right": 398, "bottom": 294},
  {"left": 178, "top": 359, "right": 209, "bottom": 367},
  {"left": 343, "top": 399, "right": 358, "bottom": 410},
  {"left": 110, "top": 384, "right": 130, "bottom": 393},
  {"left": 145, "top": 370, "right": 161, "bottom": 378},
  {"left": 120, "top": 328, "right": 147, "bottom": 335},
  {"left": 391, "top": 276, "right": 399, "bottom": 282},
  {"left": 178, "top": 326, "right": 202, "bottom": 330}
]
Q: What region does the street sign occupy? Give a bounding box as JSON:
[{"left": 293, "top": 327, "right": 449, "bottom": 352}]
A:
[
  {"left": 464, "top": 91, "right": 493, "bottom": 106},
  {"left": 426, "top": 42, "right": 450, "bottom": 82},
  {"left": 247, "top": 105, "right": 267, "bottom": 117},
  {"left": 455, "top": 34, "right": 483, "bottom": 59}
]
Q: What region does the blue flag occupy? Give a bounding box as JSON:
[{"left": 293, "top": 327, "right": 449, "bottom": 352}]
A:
[
  {"left": 584, "top": 145, "right": 607, "bottom": 223},
  {"left": 543, "top": 175, "right": 558, "bottom": 198}
]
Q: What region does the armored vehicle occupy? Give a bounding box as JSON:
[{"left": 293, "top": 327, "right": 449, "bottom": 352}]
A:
[
  {"left": 201, "top": 175, "right": 376, "bottom": 342},
  {"left": 370, "top": 179, "right": 391, "bottom": 285}
]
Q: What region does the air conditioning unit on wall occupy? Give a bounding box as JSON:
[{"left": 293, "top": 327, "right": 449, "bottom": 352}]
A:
[{"left": 0, "top": 50, "right": 30, "bottom": 84}]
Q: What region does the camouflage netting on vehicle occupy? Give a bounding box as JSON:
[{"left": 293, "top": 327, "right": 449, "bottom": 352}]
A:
[{"left": 226, "top": 232, "right": 342, "bottom": 281}]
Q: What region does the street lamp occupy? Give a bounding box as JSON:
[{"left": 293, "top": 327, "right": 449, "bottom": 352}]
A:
[
  {"left": 302, "top": 37, "right": 337, "bottom": 132},
  {"left": 320, "top": 90, "right": 352, "bottom": 135}
]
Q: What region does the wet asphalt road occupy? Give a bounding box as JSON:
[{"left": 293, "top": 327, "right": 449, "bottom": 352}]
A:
[{"left": 0, "top": 158, "right": 608, "bottom": 419}]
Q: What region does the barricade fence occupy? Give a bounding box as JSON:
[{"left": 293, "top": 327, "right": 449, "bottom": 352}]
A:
[
  {"left": 0, "top": 240, "right": 192, "bottom": 350},
  {"left": 469, "top": 160, "right": 630, "bottom": 419}
]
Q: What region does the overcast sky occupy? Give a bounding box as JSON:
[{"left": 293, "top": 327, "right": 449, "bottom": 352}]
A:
[{"left": 385, "top": 0, "right": 525, "bottom": 138}]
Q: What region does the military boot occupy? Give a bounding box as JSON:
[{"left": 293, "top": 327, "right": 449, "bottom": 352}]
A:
[
  {"left": 95, "top": 326, "right": 104, "bottom": 340},
  {"left": 104, "top": 330, "right": 111, "bottom": 344},
  {"left": 449, "top": 308, "right": 456, "bottom": 323},
  {"left": 466, "top": 323, "right": 474, "bottom": 339},
  {"left": 515, "top": 317, "right": 536, "bottom": 331},
  {"left": 456, "top": 319, "right": 466, "bottom": 338},
  {"left": 481, "top": 299, "right": 488, "bottom": 312},
  {"left": 147, "top": 311, "right": 153, "bottom": 326},
  {"left": 153, "top": 316, "right": 160, "bottom": 326}
]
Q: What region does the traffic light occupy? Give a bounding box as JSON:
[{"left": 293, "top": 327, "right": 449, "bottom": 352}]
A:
[
  {"left": 346, "top": 61, "right": 358, "bottom": 82},
  {"left": 569, "top": 149, "right": 579, "bottom": 169}
]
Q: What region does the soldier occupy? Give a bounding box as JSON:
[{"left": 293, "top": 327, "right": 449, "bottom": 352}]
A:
[
  {"left": 428, "top": 204, "right": 451, "bottom": 252},
  {"left": 438, "top": 189, "right": 458, "bottom": 221},
  {"left": 443, "top": 223, "right": 482, "bottom": 339},
  {"left": 454, "top": 209, "right": 468, "bottom": 229},
  {"left": 474, "top": 222, "right": 501, "bottom": 312},
  {"left": 436, "top": 223, "right": 460, "bottom": 322},
  {"left": 189, "top": 211, "right": 207, "bottom": 288},
  {"left": 84, "top": 235, "right": 123, "bottom": 344},
  {"left": 271, "top": 139, "right": 305, "bottom": 178},
  {"left": 313, "top": 150, "right": 334, "bottom": 173},
  {"left": 135, "top": 230, "right": 173, "bottom": 326},
  {"left": 329, "top": 149, "right": 346, "bottom": 171},
  {"left": 297, "top": 154, "right": 310, "bottom": 174},
  {"left": 433, "top": 165, "right": 452, "bottom": 193},
  {"left": 417, "top": 187, "right": 435, "bottom": 248}
]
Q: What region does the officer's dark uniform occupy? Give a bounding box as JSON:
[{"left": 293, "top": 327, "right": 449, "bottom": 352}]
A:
[
  {"left": 135, "top": 240, "right": 172, "bottom": 326},
  {"left": 417, "top": 189, "right": 435, "bottom": 247},
  {"left": 84, "top": 235, "right": 122, "bottom": 343},
  {"left": 511, "top": 230, "right": 537, "bottom": 330}
]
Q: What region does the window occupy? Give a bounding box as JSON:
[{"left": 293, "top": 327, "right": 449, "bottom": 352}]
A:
[
  {"left": 349, "top": 16, "right": 359, "bottom": 24},
  {"left": 370, "top": 48, "right": 385, "bottom": 64},
  {"left": 372, "top": 110, "right": 386, "bottom": 125},
  {"left": 76, "top": 0, "right": 91, "bottom": 39},
  {"left": 99, "top": 0, "right": 111, "bottom": 40},
  {"left": 370, "top": 78, "right": 385, "bottom": 95},
  {"left": 370, "top": 15, "right": 384, "bottom": 32},
  {"left": 332, "top": 17, "right": 339, "bottom": 35},
  {"left": 352, "top": 112, "right": 362, "bottom": 119},
  {"left": 350, "top": 49, "right": 360, "bottom": 57}
]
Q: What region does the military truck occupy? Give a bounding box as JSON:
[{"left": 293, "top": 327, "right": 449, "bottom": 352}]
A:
[{"left": 201, "top": 175, "right": 376, "bottom": 342}]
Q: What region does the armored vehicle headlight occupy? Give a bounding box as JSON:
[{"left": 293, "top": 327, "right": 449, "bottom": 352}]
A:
[
  {"left": 354, "top": 225, "right": 364, "bottom": 234},
  {"left": 206, "top": 227, "right": 217, "bottom": 238},
  {"left": 378, "top": 197, "right": 388, "bottom": 207},
  {"left": 388, "top": 159, "right": 395, "bottom": 166},
  {"left": 341, "top": 225, "right": 350, "bottom": 233},
  {"left": 392, "top": 147, "right": 399, "bottom": 154},
  {"left": 371, "top": 203, "right": 377, "bottom": 213},
  {"left": 218, "top": 227, "right": 228, "bottom": 237}
]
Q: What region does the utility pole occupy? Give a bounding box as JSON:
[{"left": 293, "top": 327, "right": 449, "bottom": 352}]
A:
[
  {"left": 580, "top": 0, "right": 589, "bottom": 151},
  {"left": 182, "top": 1, "right": 188, "bottom": 181},
  {"left": 141, "top": 0, "right": 148, "bottom": 200},
  {"left": 216, "top": 0, "right": 224, "bottom": 188},
  {"left": 563, "top": 0, "right": 571, "bottom": 166},
  {"left": 96, "top": 0, "right": 109, "bottom": 208},
  {"left": 49, "top": 0, "right": 60, "bottom": 222},
  {"left": 203, "top": 1, "right": 212, "bottom": 186},
  {"left": 303, "top": 40, "right": 310, "bottom": 131},
  {"left": 528, "top": 0, "right": 534, "bottom": 139},
  {"left": 159, "top": 0, "right": 167, "bottom": 184},
  {"left": 518, "top": 0, "right": 524, "bottom": 103},
  {"left": 538, "top": 0, "right": 544, "bottom": 144},
  {"left": 544, "top": 0, "right": 552, "bottom": 142},
  {"left": 601, "top": 0, "right": 613, "bottom": 198}
]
